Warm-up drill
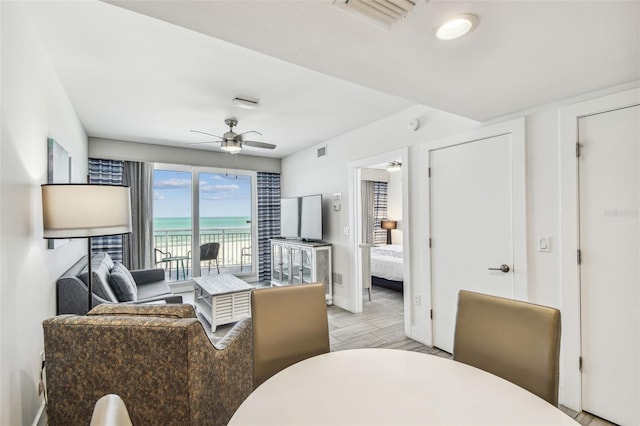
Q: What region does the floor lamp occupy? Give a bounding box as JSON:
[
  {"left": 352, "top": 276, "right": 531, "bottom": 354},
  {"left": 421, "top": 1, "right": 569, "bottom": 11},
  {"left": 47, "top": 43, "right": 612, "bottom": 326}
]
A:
[{"left": 42, "top": 184, "right": 132, "bottom": 314}]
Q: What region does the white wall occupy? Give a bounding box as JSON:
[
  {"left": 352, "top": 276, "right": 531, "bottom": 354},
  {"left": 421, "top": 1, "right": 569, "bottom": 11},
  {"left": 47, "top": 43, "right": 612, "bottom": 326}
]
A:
[
  {"left": 281, "top": 105, "right": 480, "bottom": 312},
  {"left": 1, "top": 3, "right": 88, "bottom": 424},
  {"left": 387, "top": 171, "right": 403, "bottom": 245},
  {"left": 283, "top": 80, "right": 640, "bottom": 410},
  {"left": 89, "top": 137, "right": 281, "bottom": 173}
]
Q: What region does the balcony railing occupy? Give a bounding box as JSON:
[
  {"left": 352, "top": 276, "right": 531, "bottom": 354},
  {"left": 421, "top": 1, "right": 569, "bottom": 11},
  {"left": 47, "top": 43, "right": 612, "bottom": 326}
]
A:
[{"left": 154, "top": 227, "right": 251, "bottom": 269}]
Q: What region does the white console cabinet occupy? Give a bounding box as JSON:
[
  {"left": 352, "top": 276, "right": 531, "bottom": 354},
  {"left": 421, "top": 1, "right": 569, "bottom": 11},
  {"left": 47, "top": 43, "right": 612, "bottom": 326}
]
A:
[{"left": 270, "top": 239, "right": 332, "bottom": 304}]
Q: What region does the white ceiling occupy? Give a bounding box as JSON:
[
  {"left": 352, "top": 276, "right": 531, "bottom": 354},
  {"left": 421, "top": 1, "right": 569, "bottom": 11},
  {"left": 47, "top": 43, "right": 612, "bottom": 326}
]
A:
[{"left": 25, "top": 1, "right": 640, "bottom": 159}]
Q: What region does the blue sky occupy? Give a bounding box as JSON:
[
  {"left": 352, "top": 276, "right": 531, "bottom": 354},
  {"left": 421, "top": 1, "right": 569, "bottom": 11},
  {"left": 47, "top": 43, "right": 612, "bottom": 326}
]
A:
[{"left": 153, "top": 169, "right": 251, "bottom": 218}]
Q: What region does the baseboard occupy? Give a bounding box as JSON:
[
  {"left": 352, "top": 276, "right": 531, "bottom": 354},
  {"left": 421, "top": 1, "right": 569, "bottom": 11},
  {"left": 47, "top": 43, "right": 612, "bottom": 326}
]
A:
[{"left": 32, "top": 399, "right": 46, "bottom": 426}]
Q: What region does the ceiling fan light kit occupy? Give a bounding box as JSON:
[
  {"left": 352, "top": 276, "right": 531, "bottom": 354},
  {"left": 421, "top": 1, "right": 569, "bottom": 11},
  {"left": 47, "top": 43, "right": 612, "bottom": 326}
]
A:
[
  {"left": 387, "top": 161, "right": 402, "bottom": 172},
  {"left": 232, "top": 97, "right": 260, "bottom": 109},
  {"left": 189, "top": 118, "right": 276, "bottom": 154}
]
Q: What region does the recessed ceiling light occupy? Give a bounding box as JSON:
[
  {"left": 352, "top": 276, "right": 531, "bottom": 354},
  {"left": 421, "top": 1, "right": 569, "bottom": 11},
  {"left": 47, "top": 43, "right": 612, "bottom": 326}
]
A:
[{"left": 435, "top": 14, "right": 479, "bottom": 41}]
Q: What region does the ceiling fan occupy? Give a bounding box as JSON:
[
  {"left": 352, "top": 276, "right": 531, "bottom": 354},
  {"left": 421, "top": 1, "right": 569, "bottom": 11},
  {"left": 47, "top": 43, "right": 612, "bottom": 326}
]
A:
[{"left": 188, "top": 118, "right": 276, "bottom": 154}]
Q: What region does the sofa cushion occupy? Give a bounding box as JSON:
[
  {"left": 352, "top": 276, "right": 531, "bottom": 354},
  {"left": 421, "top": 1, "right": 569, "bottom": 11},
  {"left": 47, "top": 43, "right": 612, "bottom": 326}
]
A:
[
  {"left": 136, "top": 280, "right": 172, "bottom": 300},
  {"left": 109, "top": 263, "right": 138, "bottom": 302},
  {"left": 80, "top": 261, "right": 118, "bottom": 302}
]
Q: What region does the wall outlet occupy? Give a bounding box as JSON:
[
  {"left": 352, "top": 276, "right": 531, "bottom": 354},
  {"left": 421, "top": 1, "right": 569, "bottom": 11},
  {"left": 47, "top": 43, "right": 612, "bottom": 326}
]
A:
[{"left": 414, "top": 294, "right": 422, "bottom": 306}]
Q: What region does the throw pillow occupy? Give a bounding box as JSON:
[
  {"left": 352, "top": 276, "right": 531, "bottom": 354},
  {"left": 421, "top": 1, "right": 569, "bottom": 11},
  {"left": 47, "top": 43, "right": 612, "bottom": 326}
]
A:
[{"left": 109, "top": 263, "right": 138, "bottom": 302}]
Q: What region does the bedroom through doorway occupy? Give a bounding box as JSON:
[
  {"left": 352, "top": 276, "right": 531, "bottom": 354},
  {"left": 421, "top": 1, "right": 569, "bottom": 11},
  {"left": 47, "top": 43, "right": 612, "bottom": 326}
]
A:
[{"left": 352, "top": 149, "right": 409, "bottom": 344}]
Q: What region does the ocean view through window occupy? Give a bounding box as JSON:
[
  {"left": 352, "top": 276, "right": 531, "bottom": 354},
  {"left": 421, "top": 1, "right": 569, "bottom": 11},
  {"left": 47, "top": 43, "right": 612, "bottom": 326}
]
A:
[{"left": 153, "top": 167, "right": 254, "bottom": 280}]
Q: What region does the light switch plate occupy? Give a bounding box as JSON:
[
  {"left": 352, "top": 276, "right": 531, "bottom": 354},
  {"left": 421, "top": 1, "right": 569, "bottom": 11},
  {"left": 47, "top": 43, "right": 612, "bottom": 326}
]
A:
[{"left": 538, "top": 236, "right": 551, "bottom": 252}]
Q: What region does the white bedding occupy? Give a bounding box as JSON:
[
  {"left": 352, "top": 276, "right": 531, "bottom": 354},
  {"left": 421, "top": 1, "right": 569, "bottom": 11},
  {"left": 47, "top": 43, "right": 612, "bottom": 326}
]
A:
[{"left": 370, "top": 245, "right": 404, "bottom": 281}]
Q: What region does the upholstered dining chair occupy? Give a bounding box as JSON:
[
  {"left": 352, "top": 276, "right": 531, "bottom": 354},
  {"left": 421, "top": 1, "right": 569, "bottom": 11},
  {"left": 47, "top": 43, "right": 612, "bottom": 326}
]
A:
[
  {"left": 453, "top": 290, "right": 561, "bottom": 406},
  {"left": 43, "top": 304, "right": 253, "bottom": 426},
  {"left": 251, "top": 283, "right": 330, "bottom": 388}
]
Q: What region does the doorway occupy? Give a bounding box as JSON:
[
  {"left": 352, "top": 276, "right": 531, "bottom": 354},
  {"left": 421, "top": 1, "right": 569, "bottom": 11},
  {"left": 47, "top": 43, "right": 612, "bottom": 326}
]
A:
[
  {"left": 577, "top": 104, "right": 639, "bottom": 425},
  {"left": 560, "top": 87, "right": 640, "bottom": 415},
  {"left": 351, "top": 148, "right": 411, "bottom": 336},
  {"left": 427, "top": 118, "right": 527, "bottom": 353}
]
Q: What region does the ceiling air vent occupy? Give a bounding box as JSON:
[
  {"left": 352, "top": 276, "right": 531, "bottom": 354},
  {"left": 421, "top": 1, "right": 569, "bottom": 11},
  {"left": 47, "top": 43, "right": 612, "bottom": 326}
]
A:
[
  {"left": 334, "top": 0, "right": 417, "bottom": 30},
  {"left": 317, "top": 146, "right": 327, "bottom": 158}
]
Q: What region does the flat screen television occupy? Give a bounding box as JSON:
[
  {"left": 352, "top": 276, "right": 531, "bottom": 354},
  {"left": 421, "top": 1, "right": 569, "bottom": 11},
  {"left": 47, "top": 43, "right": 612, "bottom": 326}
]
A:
[{"left": 280, "top": 194, "right": 323, "bottom": 241}]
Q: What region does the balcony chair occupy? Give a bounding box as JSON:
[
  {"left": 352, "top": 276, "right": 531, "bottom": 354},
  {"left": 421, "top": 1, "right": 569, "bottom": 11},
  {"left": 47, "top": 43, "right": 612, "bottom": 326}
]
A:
[
  {"left": 200, "top": 242, "right": 220, "bottom": 274},
  {"left": 43, "top": 304, "right": 253, "bottom": 426},
  {"left": 240, "top": 246, "right": 251, "bottom": 271},
  {"left": 154, "top": 247, "right": 172, "bottom": 272},
  {"left": 251, "top": 283, "right": 330, "bottom": 388},
  {"left": 452, "top": 290, "right": 561, "bottom": 406}
]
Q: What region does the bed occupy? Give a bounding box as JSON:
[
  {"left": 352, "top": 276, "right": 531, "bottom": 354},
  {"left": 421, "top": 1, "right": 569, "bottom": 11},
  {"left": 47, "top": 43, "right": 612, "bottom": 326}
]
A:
[{"left": 370, "top": 244, "right": 404, "bottom": 292}]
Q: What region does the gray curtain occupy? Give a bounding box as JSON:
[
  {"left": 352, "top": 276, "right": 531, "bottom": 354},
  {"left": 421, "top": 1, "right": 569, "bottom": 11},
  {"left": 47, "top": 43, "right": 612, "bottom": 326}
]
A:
[
  {"left": 123, "top": 161, "right": 153, "bottom": 270},
  {"left": 361, "top": 181, "right": 375, "bottom": 245}
]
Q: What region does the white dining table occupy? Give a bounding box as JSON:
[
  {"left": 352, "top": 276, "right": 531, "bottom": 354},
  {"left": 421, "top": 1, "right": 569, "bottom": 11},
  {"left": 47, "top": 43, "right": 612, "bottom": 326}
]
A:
[{"left": 229, "top": 348, "right": 578, "bottom": 425}]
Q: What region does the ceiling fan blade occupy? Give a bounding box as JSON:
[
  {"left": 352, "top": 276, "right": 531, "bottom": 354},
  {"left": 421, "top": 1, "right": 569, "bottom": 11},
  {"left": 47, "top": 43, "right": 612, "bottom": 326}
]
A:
[
  {"left": 238, "top": 130, "right": 263, "bottom": 137},
  {"left": 243, "top": 140, "right": 277, "bottom": 150},
  {"left": 190, "top": 130, "right": 223, "bottom": 139},
  {"left": 186, "top": 140, "right": 222, "bottom": 146}
]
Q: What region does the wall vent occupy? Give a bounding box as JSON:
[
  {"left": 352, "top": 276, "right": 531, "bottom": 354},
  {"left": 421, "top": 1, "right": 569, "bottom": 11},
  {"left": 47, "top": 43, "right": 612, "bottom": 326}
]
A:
[
  {"left": 334, "top": 0, "right": 417, "bottom": 29},
  {"left": 317, "top": 146, "right": 327, "bottom": 158},
  {"left": 333, "top": 272, "right": 343, "bottom": 285}
]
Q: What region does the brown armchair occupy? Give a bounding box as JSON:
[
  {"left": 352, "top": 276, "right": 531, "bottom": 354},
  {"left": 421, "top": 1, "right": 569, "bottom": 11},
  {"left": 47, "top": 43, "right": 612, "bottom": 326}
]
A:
[
  {"left": 43, "top": 304, "right": 253, "bottom": 426},
  {"left": 453, "top": 290, "right": 561, "bottom": 406}
]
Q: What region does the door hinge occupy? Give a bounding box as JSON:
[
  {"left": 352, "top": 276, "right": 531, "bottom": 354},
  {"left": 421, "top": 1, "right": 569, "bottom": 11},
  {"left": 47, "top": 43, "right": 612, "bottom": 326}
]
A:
[
  {"left": 430, "top": 309, "right": 433, "bottom": 319},
  {"left": 579, "top": 356, "right": 583, "bottom": 371},
  {"left": 576, "top": 142, "right": 581, "bottom": 158},
  {"left": 577, "top": 249, "right": 582, "bottom": 265},
  {"left": 428, "top": 167, "right": 431, "bottom": 178},
  {"left": 429, "top": 238, "right": 432, "bottom": 248}
]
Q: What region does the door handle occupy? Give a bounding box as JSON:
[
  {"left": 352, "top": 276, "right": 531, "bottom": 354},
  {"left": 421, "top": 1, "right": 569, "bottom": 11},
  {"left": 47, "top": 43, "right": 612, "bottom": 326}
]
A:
[{"left": 488, "top": 264, "right": 510, "bottom": 273}]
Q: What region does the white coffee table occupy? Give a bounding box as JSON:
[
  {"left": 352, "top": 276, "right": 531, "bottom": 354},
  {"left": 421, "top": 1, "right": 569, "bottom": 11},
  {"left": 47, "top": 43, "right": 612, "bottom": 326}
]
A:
[{"left": 193, "top": 274, "right": 253, "bottom": 331}]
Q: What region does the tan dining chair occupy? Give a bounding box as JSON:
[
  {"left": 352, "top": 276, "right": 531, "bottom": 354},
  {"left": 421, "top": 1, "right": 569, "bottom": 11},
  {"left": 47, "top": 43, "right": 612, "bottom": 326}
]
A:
[
  {"left": 251, "top": 283, "right": 330, "bottom": 388},
  {"left": 453, "top": 290, "right": 561, "bottom": 406}
]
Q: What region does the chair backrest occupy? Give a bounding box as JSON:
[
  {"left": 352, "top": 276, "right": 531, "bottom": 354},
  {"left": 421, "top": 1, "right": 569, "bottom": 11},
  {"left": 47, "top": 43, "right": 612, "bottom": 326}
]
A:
[
  {"left": 90, "top": 394, "right": 133, "bottom": 426},
  {"left": 251, "top": 283, "right": 330, "bottom": 388},
  {"left": 154, "top": 248, "right": 171, "bottom": 264},
  {"left": 43, "top": 304, "right": 253, "bottom": 426},
  {"left": 200, "top": 242, "right": 220, "bottom": 261},
  {"left": 453, "top": 290, "right": 561, "bottom": 406}
]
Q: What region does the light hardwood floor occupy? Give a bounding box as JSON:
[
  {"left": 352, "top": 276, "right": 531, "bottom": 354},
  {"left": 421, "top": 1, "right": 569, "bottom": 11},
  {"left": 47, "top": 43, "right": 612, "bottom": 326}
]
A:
[{"left": 183, "top": 284, "right": 613, "bottom": 426}]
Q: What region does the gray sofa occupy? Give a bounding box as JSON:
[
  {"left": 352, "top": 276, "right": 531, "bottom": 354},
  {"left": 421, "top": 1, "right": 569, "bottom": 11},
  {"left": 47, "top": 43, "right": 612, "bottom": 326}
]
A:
[{"left": 57, "top": 252, "right": 182, "bottom": 315}]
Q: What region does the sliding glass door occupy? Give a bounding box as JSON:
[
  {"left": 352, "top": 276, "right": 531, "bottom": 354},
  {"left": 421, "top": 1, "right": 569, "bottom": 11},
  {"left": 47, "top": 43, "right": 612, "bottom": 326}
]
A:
[
  {"left": 152, "top": 164, "right": 256, "bottom": 281},
  {"left": 198, "top": 172, "right": 253, "bottom": 277}
]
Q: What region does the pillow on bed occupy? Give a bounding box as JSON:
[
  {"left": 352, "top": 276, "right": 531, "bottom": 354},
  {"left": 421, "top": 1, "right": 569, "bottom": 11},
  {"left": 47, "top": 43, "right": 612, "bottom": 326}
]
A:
[{"left": 108, "top": 263, "right": 138, "bottom": 302}]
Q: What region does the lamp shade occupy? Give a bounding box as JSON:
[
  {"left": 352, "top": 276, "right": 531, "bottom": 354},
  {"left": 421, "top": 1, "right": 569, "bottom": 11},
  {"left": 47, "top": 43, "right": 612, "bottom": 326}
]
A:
[
  {"left": 42, "top": 184, "right": 132, "bottom": 238},
  {"left": 381, "top": 220, "right": 397, "bottom": 230}
]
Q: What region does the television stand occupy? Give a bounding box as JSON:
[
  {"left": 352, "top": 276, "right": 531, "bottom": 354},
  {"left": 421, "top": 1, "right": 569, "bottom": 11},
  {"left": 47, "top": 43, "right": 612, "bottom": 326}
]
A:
[{"left": 270, "top": 239, "right": 332, "bottom": 305}]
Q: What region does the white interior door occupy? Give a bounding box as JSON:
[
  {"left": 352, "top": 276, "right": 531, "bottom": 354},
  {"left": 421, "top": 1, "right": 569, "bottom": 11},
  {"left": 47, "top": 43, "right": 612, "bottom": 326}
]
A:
[
  {"left": 431, "top": 133, "right": 521, "bottom": 353},
  {"left": 578, "top": 104, "right": 640, "bottom": 425}
]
